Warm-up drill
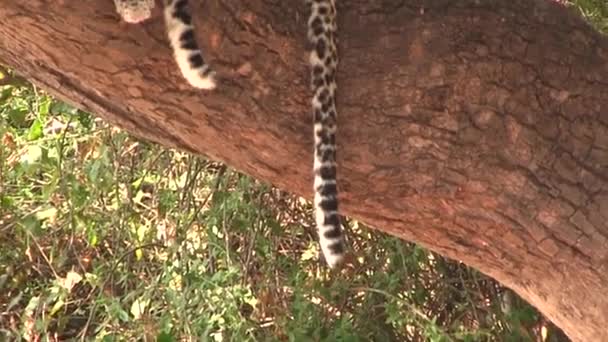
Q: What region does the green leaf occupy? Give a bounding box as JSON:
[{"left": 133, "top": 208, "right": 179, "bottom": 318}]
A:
[
  {"left": 0, "top": 195, "right": 14, "bottom": 208},
  {"left": 21, "top": 144, "right": 43, "bottom": 165},
  {"left": 7, "top": 108, "right": 28, "bottom": 128},
  {"left": 35, "top": 206, "right": 57, "bottom": 221},
  {"left": 27, "top": 118, "right": 43, "bottom": 140},
  {"left": 50, "top": 101, "right": 79, "bottom": 115},
  {"left": 49, "top": 298, "right": 65, "bottom": 316},
  {"left": 130, "top": 296, "right": 150, "bottom": 320},
  {"left": 21, "top": 215, "right": 42, "bottom": 235},
  {"left": 38, "top": 97, "right": 51, "bottom": 116},
  {"left": 87, "top": 228, "right": 98, "bottom": 246},
  {"left": 101, "top": 335, "right": 118, "bottom": 342},
  {"left": 156, "top": 331, "right": 175, "bottom": 342},
  {"left": 0, "top": 86, "right": 14, "bottom": 102},
  {"left": 41, "top": 176, "right": 59, "bottom": 201},
  {"left": 135, "top": 248, "right": 143, "bottom": 261},
  {"left": 23, "top": 295, "right": 41, "bottom": 316}
]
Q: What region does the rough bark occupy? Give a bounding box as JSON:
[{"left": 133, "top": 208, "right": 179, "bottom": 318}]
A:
[{"left": 1, "top": 0, "right": 607, "bottom": 340}]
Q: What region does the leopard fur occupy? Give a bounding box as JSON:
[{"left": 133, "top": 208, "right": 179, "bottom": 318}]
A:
[
  {"left": 308, "top": 0, "right": 345, "bottom": 268},
  {"left": 114, "top": 0, "right": 216, "bottom": 89},
  {"left": 113, "top": 0, "right": 345, "bottom": 268}
]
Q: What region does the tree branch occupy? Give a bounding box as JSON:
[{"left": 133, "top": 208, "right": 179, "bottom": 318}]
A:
[{"left": 0, "top": 0, "right": 607, "bottom": 340}]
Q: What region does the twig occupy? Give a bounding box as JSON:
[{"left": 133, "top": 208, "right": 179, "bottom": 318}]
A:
[{"left": 78, "top": 242, "right": 166, "bottom": 341}]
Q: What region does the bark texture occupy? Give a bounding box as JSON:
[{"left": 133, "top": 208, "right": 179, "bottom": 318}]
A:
[{"left": 1, "top": 0, "right": 607, "bottom": 340}]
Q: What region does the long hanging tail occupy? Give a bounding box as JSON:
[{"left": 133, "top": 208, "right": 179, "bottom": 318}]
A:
[
  {"left": 164, "top": 0, "right": 216, "bottom": 89},
  {"left": 307, "top": 0, "right": 345, "bottom": 268}
]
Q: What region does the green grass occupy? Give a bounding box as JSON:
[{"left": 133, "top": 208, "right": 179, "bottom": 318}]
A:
[
  {"left": 5, "top": 0, "right": 608, "bottom": 338},
  {"left": 570, "top": 0, "right": 608, "bottom": 32}
]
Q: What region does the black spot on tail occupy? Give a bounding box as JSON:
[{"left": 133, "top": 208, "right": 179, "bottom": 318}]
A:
[
  {"left": 317, "top": 183, "right": 337, "bottom": 197},
  {"left": 327, "top": 241, "right": 344, "bottom": 255},
  {"left": 319, "top": 198, "right": 337, "bottom": 212},
  {"left": 188, "top": 53, "right": 205, "bottom": 68},
  {"left": 179, "top": 30, "right": 198, "bottom": 50},
  {"left": 323, "top": 228, "right": 342, "bottom": 239},
  {"left": 172, "top": 0, "right": 192, "bottom": 24}
]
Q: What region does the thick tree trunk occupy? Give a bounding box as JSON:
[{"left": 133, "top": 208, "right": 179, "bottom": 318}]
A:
[{"left": 1, "top": 0, "right": 607, "bottom": 340}]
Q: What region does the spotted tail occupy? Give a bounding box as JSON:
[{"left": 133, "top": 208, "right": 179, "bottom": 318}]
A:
[
  {"left": 164, "top": 0, "right": 216, "bottom": 89},
  {"left": 307, "top": 0, "right": 345, "bottom": 268}
]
